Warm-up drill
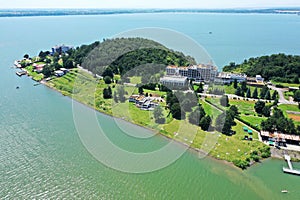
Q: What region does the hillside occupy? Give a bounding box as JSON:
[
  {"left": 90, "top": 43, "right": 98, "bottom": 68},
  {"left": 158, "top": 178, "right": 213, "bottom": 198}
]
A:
[
  {"left": 68, "top": 37, "right": 196, "bottom": 77},
  {"left": 223, "top": 53, "right": 300, "bottom": 83}
]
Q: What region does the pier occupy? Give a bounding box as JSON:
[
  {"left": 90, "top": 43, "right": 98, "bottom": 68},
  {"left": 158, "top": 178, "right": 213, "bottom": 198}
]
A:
[
  {"left": 283, "top": 155, "right": 300, "bottom": 175},
  {"left": 16, "top": 70, "right": 27, "bottom": 76}
]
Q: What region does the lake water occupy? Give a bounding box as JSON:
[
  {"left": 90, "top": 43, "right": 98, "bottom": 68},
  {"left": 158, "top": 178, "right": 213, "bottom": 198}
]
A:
[{"left": 0, "top": 13, "right": 300, "bottom": 199}]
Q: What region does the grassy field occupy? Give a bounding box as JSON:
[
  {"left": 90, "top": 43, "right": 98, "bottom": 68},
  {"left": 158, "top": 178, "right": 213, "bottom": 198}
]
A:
[
  {"left": 130, "top": 76, "right": 141, "bottom": 84},
  {"left": 271, "top": 81, "right": 300, "bottom": 88},
  {"left": 24, "top": 65, "right": 44, "bottom": 81},
  {"left": 209, "top": 83, "right": 275, "bottom": 97},
  {"left": 278, "top": 104, "right": 300, "bottom": 113},
  {"left": 284, "top": 91, "right": 294, "bottom": 101},
  {"left": 278, "top": 104, "right": 300, "bottom": 126},
  {"left": 205, "top": 97, "right": 269, "bottom": 130}
]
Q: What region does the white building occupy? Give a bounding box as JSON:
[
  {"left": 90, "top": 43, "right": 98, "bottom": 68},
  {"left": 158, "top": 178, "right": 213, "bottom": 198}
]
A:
[
  {"left": 215, "top": 72, "right": 247, "bottom": 84},
  {"left": 51, "top": 44, "right": 73, "bottom": 55},
  {"left": 165, "top": 64, "right": 218, "bottom": 82},
  {"left": 160, "top": 76, "right": 188, "bottom": 87}
]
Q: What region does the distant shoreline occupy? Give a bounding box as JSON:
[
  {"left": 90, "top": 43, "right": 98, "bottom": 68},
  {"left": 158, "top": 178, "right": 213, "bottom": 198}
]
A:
[{"left": 1, "top": 8, "right": 300, "bottom": 18}]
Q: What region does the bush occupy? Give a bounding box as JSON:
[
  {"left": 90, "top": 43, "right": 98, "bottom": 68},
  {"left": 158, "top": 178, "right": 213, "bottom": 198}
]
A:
[
  {"left": 251, "top": 155, "right": 260, "bottom": 162},
  {"left": 275, "top": 84, "right": 284, "bottom": 88},
  {"left": 233, "top": 159, "right": 250, "bottom": 169},
  {"left": 104, "top": 76, "right": 112, "bottom": 84}
]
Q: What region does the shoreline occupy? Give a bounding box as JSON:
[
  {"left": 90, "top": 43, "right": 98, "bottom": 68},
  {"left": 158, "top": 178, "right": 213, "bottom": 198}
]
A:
[
  {"left": 23, "top": 67, "right": 297, "bottom": 169},
  {"left": 41, "top": 75, "right": 278, "bottom": 170},
  {"left": 1, "top": 9, "right": 300, "bottom": 18},
  {"left": 40, "top": 76, "right": 241, "bottom": 169}
]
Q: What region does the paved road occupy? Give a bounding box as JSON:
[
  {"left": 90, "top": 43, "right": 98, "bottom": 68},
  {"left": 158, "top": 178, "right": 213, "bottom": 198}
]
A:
[{"left": 268, "top": 85, "right": 298, "bottom": 105}]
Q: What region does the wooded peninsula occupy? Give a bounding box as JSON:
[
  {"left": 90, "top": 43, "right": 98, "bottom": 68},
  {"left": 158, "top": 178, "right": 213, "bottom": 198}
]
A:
[{"left": 15, "top": 38, "right": 300, "bottom": 169}]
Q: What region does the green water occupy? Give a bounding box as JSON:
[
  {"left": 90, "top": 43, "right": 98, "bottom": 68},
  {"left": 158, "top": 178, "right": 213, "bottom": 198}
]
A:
[{"left": 0, "top": 13, "right": 300, "bottom": 199}]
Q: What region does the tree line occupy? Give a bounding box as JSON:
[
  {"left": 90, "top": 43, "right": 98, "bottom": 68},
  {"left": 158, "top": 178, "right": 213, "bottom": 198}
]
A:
[{"left": 223, "top": 53, "right": 300, "bottom": 83}]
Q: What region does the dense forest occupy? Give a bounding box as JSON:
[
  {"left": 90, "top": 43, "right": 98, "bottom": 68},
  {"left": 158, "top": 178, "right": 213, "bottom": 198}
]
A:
[
  {"left": 223, "top": 54, "right": 300, "bottom": 83},
  {"left": 67, "top": 37, "right": 196, "bottom": 78}
]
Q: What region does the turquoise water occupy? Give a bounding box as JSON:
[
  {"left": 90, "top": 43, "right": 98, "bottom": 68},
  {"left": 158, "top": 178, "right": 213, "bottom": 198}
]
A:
[{"left": 0, "top": 13, "right": 300, "bottom": 199}]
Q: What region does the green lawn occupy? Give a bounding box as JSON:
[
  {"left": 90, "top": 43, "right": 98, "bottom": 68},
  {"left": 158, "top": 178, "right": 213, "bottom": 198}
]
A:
[
  {"left": 239, "top": 115, "right": 266, "bottom": 130},
  {"left": 278, "top": 104, "right": 300, "bottom": 113},
  {"left": 129, "top": 76, "right": 141, "bottom": 84},
  {"left": 229, "top": 99, "right": 258, "bottom": 115},
  {"left": 284, "top": 91, "right": 294, "bottom": 101},
  {"left": 24, "top": 65, "right": 44, "bottom": 81},
  {"left": 271, "top": 81, "right": 300, "bottom": 88},
  {"left": 208, "top": 83, "right": 276, "bottom": 97},
  {"left": 278, "top": 104, "right": 300, "bottom": 126},
  {"left": 210, "top": 120, "right": 266, "bottom": 162}
]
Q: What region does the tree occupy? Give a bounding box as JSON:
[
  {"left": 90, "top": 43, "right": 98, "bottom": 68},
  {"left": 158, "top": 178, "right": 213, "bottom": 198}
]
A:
[
  {"left": 185, "top": 92, "right": 198, "bottom": 107},
  {"left": 246, "top": 88, "right": 251, "bottom": 98},
  {"left": 294, "top": 90, "right": 300, "bottom": 103},
  {"left": 39, "top": 51, "right": 48, "bottom": 59},
  {"left": 240, "top": 90, "right": 245, "bottom": 97},
  {"left": 64, "top": 59, "right": 74, "bottom": 69},
  {"left": 103, "top": 86, "right": 112, "bottom": 99},
  {"left": 199, "top": 115, "right": 212, "bottom": 131},
  {"left": 271, "top": 91, "right": 278, "bottom": 100},
  {"left": 166, "top": 91, "right": 178, "bottom": 108},
  {"left": 41, "top": 64, "right": 54, "bottom": 78},
  {"left": 188, "top": 108, "right": 200, "bottom": 125},
  {"left": 229, "top": 105, "right": 239, "bottom": 117},
  {"left": 220, "top": 95, "right": 229, "bottom": 107},
  {"left": 171, "top": 103, "right": 185, "bottom": 120},
  {"left": 102, "top": 67, "right": 114, "bottom": 79},
  {"left": 215, "top": 113, "right": 226, "bottom": 132},
  {"left": 233, "top": 79, "right": 238, "bottom": 89},
  {"left": 196, "top": 83, "right": 204, "bottom": 93},
  {"left": 199, "top": 105, "right": 206, "bottom": 120},
  {"left": 216, "top": 111, "right": 235, "bottom": 135},
  {"left": 153, "top": 105, "right": 165, "bottom": 124},
  {"left": 241, "top": 81, "right": 247, "bottom": 92},
  {"left": 104, "top": 76, "right": 112, "bottom": 84},
  {"left": 222, "top": 116, "right": 233, "bottom": 135},
  {"left": 260, "top": 86, "right": 268, "bottom": 99},
  {"left": 254, "top": 100, "right": 265, "bottom": 114},
  {"left": 235, "top": 86, "right": 242, "bottom": 96},
  {"left": 117, "top": 86, "right": 126, "bottom": 102},
  {"left": 138, "top": 86, "right": 144, "bottom": 95},
  {"left": 113, "top": 91, "right": 118, "bottom": 103},
  {"left": 264, "top": 90, "right": 271, "bottom": 100},
  {"left": 252, "top": 87, "right": 258, "bottom": 99},
  {"left": 262, "top": 105, "right": 271, "bottom": 117},
  {"left": 23, "top": 54, "right": 29, "bottom": 59},
  {"left": 182, "top": 99, "right": 192, "bottom": 112},
  {"left": 293, "top": 75, "right": 299, "bottom": 84}
]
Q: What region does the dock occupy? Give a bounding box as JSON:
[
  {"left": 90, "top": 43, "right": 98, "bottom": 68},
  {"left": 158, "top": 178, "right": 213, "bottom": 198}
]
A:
[
  {"left": 16, "top": 70, "right": 27, "bottom": 76},
  {"left": 282, "top": 155, "right": 300, "bottom": 175}
]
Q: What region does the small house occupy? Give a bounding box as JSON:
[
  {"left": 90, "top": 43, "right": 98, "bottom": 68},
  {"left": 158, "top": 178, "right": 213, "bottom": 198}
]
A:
[{"left": 54, "top": 70, "right": 64, "bottom": 77}]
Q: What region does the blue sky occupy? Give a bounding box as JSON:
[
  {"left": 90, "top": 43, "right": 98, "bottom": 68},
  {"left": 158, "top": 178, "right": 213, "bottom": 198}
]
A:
[{"left": 0, "top": 0, "right": 299, "bottom": 9}]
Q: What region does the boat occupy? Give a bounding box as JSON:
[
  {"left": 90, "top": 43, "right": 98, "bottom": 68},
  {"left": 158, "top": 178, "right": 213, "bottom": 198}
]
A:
[
  {"left": 16, "top": 86, "right": 19, "bottom": 89},
  {"left": 281, "top": 190, "right": 288, "bottom": 193}
]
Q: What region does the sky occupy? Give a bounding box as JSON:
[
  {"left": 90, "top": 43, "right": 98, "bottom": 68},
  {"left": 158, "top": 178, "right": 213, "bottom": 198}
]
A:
[{"left": 0, "top": 0, "right": 299, "bottom": 9}]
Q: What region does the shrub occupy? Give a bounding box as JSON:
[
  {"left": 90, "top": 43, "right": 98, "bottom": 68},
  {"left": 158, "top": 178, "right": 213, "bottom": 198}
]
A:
[{"left": 233, "top": 159, "right": 250, "bottom": 169}]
